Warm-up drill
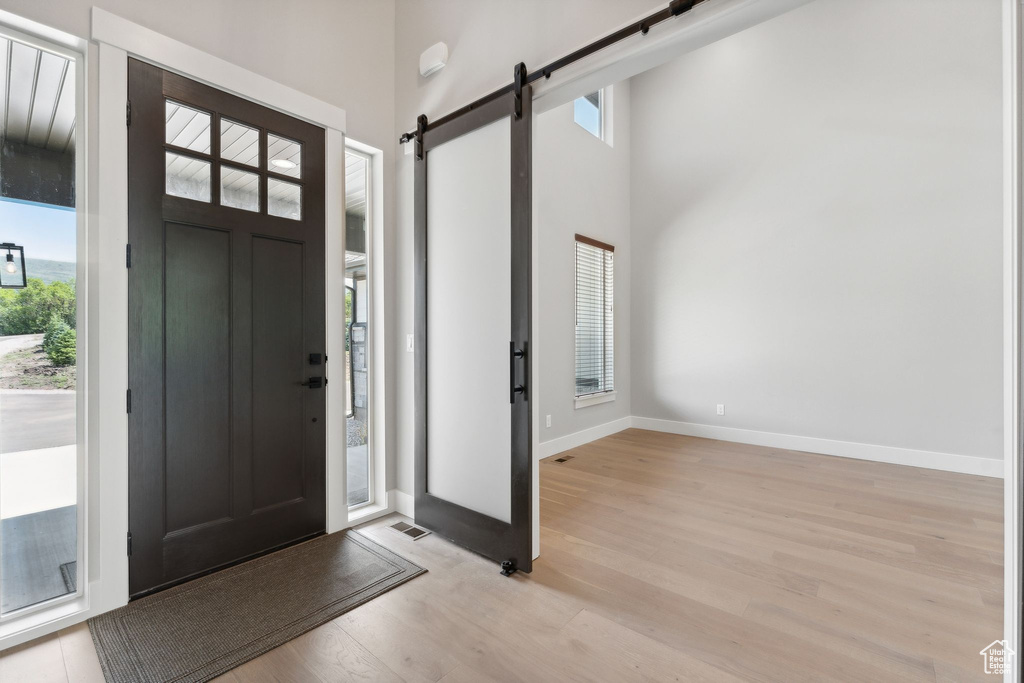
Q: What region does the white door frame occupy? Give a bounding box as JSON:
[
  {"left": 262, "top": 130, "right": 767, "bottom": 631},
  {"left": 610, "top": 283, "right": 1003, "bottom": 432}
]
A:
[{"left": 86, "top": 7, "right": 349, "bottom": 636}]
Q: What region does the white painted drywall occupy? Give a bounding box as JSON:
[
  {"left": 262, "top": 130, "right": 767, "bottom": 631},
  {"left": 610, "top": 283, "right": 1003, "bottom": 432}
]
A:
[
  {"left": 426, "top": 117, "right": 512, "bottom": 522},
  {"left": 629, "top": 0, "right": 1004, "bottom": 460},
  {"left": 535, "top": 82, "right": 632, "bottom": 447}
]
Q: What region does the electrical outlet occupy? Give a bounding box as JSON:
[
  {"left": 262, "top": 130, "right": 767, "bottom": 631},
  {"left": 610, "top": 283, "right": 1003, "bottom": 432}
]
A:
[
  {"left": 406, "top": 334, "right": 414, "bottom": 352},
  {"left": 545, "top": 415, "right": 551, "bottom": 428},
  {"left": 717, "top": 404, "right": 725, "bottom": 416}
]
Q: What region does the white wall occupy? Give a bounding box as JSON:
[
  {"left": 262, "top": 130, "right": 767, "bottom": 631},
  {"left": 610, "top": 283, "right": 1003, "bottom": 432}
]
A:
[
  {"left": 535, "top": 82, "right": 632, "bottom": 449},
  {"left": 629, "top": 0, "right": 1004, "bottom": 461}
]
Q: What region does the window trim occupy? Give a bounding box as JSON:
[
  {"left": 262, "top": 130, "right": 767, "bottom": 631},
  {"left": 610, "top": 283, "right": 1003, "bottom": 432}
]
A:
[
  {"left": 574, "top": 234, "right": 614, "bottom": 405},
  {"left": 575, "top": 390, "right": 616, "bottom": 410}
]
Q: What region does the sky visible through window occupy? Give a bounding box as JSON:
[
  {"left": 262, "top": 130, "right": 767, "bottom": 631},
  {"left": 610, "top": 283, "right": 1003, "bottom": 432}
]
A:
[
  {"left": 573, "top": 91, "right": 602, "bottom": 139},
  {"left": 0, "top": 198, "right": 76, "bottom": 264}
]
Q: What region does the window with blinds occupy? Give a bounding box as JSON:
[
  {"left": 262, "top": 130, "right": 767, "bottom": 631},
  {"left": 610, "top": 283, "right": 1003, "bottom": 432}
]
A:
[{"left": 575, "top": 235, "right": 614, "bottom": 398}]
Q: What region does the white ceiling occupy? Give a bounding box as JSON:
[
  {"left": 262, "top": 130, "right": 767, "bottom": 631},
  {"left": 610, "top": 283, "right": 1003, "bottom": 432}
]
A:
[
  {"left": 0, "top": 37, "right": 75, "bottom": 153},
  {"left": 345, "top": 152, "right": 367, "bottom": 218}
]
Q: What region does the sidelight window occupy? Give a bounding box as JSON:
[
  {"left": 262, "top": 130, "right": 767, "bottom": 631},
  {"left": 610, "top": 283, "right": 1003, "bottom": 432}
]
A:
[
  {"left": 345, "top": 149, "right": 373, "bottom": 509},
  {"left": 0, "top": 28, "right": 84, "bottom": 621}
]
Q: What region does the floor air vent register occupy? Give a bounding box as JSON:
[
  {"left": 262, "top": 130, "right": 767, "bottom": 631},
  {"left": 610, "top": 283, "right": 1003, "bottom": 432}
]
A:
[{"left": 388, "top": 521, "right": 432, "bottom": 540}]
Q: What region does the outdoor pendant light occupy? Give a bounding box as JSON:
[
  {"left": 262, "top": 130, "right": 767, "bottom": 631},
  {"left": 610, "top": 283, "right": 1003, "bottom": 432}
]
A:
[{"left": 0, "top": 242, "right": 26, "bottom": 289}]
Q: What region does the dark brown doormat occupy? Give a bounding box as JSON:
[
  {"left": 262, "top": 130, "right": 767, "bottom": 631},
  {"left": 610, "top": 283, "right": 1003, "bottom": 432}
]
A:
[{"left": 88, "top": 530, "right": 425, "bottom": 683}]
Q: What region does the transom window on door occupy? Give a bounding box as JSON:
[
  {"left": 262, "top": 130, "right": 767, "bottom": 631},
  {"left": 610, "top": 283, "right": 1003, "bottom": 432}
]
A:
[
  {"left": 575, "top": 235, "right": 614, "bottom": 406},
  {"left": 164, "top": 99, "right": 303, "bottom": 220}
]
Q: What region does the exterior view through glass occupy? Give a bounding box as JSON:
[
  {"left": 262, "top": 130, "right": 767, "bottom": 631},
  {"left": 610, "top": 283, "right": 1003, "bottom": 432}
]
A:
[
  {"left": 345, "top": 150, "right": 371, "bottom": 507},
  {"left": 0, "top": 34, "right": 79, "bottom": 615}
]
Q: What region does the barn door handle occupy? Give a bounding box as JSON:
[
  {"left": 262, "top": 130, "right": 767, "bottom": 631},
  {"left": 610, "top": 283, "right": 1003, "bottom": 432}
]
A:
[
  {"left": 301, "top": 377, "right": 325, "bottom": 388},
  {"left": 509, "top": 342, "right": 526, "bottom": 403}
]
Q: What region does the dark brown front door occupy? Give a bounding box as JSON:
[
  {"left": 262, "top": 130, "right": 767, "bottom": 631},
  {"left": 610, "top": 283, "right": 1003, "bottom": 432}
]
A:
[{"left": 127, "top": 59, "right": 326, "bottom": 598}]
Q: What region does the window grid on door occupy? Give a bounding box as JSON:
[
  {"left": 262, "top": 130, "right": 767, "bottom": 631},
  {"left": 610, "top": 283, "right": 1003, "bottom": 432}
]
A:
[{"left": 163, "top": 98, "right": 305, "bottom": 221}]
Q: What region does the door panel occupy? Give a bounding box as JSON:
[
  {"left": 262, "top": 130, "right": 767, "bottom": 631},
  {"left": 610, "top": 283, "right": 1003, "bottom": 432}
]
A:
[
  {"left": 164, "top": 223, "right": 232, "bottom": 533},
  {"left": 415, "top": 84, "right": 532, "bottom": 573},
  {"left": 251, "top": 236, "right": 306, "bottom": 510},
  {"left": 426, "top": 117, "right": 513, "bottom": 523},
  {"left": 128, "top": 58, "right": 326, "bottom": 597}
]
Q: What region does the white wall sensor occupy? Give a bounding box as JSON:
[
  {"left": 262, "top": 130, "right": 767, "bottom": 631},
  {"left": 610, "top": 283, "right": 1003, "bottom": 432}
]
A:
[{"left": 419, "top": 42, "right": 449, "bottom": 78}]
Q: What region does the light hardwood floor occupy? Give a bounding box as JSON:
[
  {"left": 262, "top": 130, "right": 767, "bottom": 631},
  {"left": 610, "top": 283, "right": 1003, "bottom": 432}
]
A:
[{"left": 0, "top": 429, "right": 1004, "bottom": 682}]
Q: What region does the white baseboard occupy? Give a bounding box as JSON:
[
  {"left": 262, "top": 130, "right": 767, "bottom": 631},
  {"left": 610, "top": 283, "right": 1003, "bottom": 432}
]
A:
[
  {"left": 537, "top": 416, "right": 633, "bottom": 460},
  {"left": 630, "top": 417, "right": 1004, "bottom": 479},
  {"left": 390, "top": 488, "right": 414, "bottom": 517},
  {"left": 387, "top": 415, "right": 1001, "bottom": 528}
]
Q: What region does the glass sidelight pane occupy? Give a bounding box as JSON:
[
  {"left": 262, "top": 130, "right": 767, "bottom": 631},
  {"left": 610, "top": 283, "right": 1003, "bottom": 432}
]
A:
[
  {"left": 426, "top": 118, "right": 512, "bottom": 523},
  {"left": 0, "top": 34, "right": 80, "bottom": 615},
  {"left": 166, "top": 152, "right": 211, "bottom": 202},
  {"left": 268, "top": 179, "right": 301, "bottom": 220},
  {"left": 220, "top": 166, "right": 259, "bottom": 212},
  {"left": 220, "top": 119, "right": 259, "bottom": 168},
  {"left": 268, "top": 133, "right": 301, "bottom": 178},
  {"left": 345, "top": 151, "right": 370, "bottom": 507},
  {"left": 165, "top": 100, "right": 211, "bottom": 152}
]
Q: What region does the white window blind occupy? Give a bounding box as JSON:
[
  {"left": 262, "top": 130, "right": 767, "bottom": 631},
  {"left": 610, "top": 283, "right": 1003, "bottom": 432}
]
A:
[{"left": 575, "top": 235, "right": 614, "bottom": 398}]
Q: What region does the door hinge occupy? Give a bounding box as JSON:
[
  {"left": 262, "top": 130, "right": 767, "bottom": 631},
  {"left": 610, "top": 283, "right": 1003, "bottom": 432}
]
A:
[
  {"left": 126, "top": 243, "right": 132, "bottom": 268},
  {"left": 126, "top": 100, "right": 131, "bottom": 127},
  {"left": 126, "top": 388, "right": 132, "bottom": 414},
  {"left": 127, "top": 531, "right": 132, "bottom": 556}
]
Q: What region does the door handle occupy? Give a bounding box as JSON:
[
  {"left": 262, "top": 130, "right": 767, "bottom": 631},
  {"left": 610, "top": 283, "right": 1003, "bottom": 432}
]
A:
[
  {"left": 301, "top": 377, "right": 326, "bottom": 388},
  {"left": 509, "top": 342, "right": 526, "bottom": 404}
]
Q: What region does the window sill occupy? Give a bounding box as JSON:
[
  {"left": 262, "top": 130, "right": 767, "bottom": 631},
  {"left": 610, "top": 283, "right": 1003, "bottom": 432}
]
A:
[
  {"left": 0, "top": 593, "right": 87, "bottom": 643},
  {"left": 348, "top": 500, "right": 390, "bottom": 525},
  {"left": 575, "top": 391, "right": 616, "bottom": 409}
]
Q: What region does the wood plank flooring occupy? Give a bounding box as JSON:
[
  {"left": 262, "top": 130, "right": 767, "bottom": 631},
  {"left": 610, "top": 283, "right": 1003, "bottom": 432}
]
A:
[{"left": 0, "top": 428, "right": 1004, "bottom": 682}]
